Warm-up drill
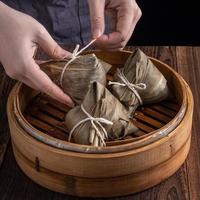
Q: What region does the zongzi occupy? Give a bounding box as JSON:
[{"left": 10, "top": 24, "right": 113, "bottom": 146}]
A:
[
  {"left": 61, "top": 54, "right": 111, "bottom": 105},
  {"left": 109, "top": 49, "right": 170, "bottom": 115},
  {"left": 65, "top": 82, "right": 138, "bottom": 146}
]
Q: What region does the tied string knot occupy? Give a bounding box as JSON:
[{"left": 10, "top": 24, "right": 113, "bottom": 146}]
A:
[
  {"left": 60, "top": 39, "right": 96, "bottom": 87},
  {"left": 68, "top": 104, "right": 113, "bottom": 146},
  {"left": 108, "top": 68, "right": 146, "bottom": 105}
]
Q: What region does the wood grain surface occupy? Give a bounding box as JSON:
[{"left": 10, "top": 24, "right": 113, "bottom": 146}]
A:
[{"left": 0, "top": 46, "right": 200, "bottom": 200}]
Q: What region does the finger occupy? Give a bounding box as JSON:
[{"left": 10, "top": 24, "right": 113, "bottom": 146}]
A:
[
  {"left": 35, "top": 59, "right": 49, "bottom": 65},
  {"left": 20, "top": 76, "right": 39, "bottom": 91},
  {"left": 95, "top": 3, "right": 142, "bottom": 49},
  {"left": 121, "top": 5, "right": 142, "bottom": 44},
  {"left": 115, "top": 3, "right": 137, "bottom": 41},
  {"left": 105, "top": 9, "right": 117, "bottom": 32},
  {"left": 88, "top": 0, "right": 105, "bottom": 38},
  {"left": 35, "top": 59, "right": 55, "bottom": 65},
  {"left": 35, "top": 26, "right": 71, "bottom": 59},
  {"left": 94, "top": 33, "right": 125, "bottom": 49},
  {"left": 94, "top": 7, "right": 133, "bottom": 48},
  {"left": 95, "top": 9, "right": 141, "bottom": 50},
  {"left": 26, "top": 59, "right": 74, "bottom": 107}
]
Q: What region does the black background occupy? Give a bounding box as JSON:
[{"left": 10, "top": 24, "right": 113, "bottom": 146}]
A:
[{"left": 128, "top": 0, "right": 200, "bottom": 45}]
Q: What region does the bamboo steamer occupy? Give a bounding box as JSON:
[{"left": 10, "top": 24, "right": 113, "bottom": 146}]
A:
[{"left": 7, "top": 51, "right": 193, "bottom": 197}]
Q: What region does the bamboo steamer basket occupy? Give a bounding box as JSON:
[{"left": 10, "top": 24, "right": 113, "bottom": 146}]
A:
[{"left": 7, "top": 50, "right": 193, "bottom": 198}]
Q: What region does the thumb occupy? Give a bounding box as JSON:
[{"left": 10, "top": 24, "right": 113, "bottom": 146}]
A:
[
  {"left": 88, "top": 0, "right": 105, "bottom": 39},
  {"left": 35, "top": 26, "right": 71, "bottom": 59}
]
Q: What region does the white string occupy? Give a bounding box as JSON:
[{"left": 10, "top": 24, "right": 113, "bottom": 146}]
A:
[
  {"left": 68, "top": 104, "right": 113, "bottom": 146},
  {"left": 108, "top": 68, "right": 146, "bottom": 105},
  {"left": 60, "top": 39, "right": 97, "bottom": 87}
]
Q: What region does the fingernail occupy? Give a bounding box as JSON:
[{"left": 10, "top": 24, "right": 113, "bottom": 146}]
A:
[
  {"left": 93, "top": 29, "right": 102, "bottom": 39},
  {"left": 65, "top": 96, "right": 75, "bottom": 108},
  {"left": 57, "top": 46, "right": 72, "bottom": 59},
  {"left": 68, "top": 102, "right": 75, "bottom": 108},
  {"left": 62, "top": 50, "right": 72, "bottom": 59}
]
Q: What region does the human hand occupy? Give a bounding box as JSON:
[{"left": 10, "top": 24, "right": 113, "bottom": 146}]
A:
[
  {"left": 88, "top": 0, "right": 142, "bottom": 50},
  {"left": 0, "top": 2, "right": 74, "bottom": 107}
]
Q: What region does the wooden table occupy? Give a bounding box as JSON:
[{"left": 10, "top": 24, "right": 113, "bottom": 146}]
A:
[{"left": 0, "top": 46, "right": 199, "bottom": 200}]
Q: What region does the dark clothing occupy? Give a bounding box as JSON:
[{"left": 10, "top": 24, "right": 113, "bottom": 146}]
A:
[
  {"left": 3, "top": 1, "right": 200, "bottom": 46},
  {"left": 2, "top": 0, "right": 92, "bottom": 45}
]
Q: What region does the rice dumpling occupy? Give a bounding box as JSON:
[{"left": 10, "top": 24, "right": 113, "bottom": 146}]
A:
[
  {"left": 65, "top": 82, "right": 138, "bottom": 146},
  {"left": 109, "top": 49, "right": 170, "bottom": 115},
  {"left": 60, "top": 54, "right": 111, "bottom": 105}
]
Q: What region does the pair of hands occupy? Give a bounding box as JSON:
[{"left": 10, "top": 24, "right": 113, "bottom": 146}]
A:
[{"left": 0, "top": 0, "right": 141, "bottom": 106}]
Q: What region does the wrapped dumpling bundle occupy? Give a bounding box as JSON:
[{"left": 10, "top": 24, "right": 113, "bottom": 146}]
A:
[
  {"left": 60, "top": 54, "right": 111, "bottom": 105},
  {"left": 65, "top": 82, "right": 138, "bottom": 147},
  {"left": 109, "top": 49, "right": 170, "bottom": 115}
]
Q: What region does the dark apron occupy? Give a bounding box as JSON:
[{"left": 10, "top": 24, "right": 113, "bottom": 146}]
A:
[{"left": 2, "top": 0, "right": 92, "bottom": 45}]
